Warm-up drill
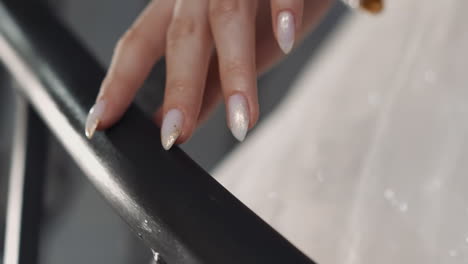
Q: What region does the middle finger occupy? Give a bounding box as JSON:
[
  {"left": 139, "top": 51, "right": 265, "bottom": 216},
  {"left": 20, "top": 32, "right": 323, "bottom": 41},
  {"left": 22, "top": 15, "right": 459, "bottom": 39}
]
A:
[
  {"left": 161, "top": 0, "right": 212, "bottom": 150},
  {"left": 209, "top": 0, "right": 259, "bottom": 142}
]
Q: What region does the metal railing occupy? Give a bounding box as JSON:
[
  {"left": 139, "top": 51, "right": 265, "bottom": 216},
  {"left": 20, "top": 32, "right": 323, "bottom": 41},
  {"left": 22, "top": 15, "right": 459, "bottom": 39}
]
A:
[{"left": 0, "top": 1, "right": 317, "bottom": 263}]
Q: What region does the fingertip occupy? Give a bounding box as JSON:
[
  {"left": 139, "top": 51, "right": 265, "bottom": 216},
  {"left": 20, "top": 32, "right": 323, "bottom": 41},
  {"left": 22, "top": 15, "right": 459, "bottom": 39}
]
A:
[
  {"left": 276, "top": 10, "right": 296, "bottom": 54},
  {"left": 160, "top": 107, "right": 197, "bottom": 150},
  {"left": 270, "top": 0, "right": 304, "bottom": 54},
  {"left": 226, "top": 93, "right": 260, "bottom": 142},
  {"left": 246, "top": 88, "right": 260, "bottom": 130},
  {"left": 153, "top": 108, "right": 163, "bottom": 127},
  {"left": 176, "top": 109, "right": 197, "bottom": 144},
  {"left": 160, "top": 108, "right": 184, "bottom": 150},
  {"left": 90, "top": 74, "right": 138, "bottom": 132},
  {"left": 85, "top": 99, "right": 107, "bottom": 139},
  {"left": 93, "top": 96, "right": 127, "bottom": 130},
  {"left": 249, "top": 102, "right": 260, "bottom": 130}
]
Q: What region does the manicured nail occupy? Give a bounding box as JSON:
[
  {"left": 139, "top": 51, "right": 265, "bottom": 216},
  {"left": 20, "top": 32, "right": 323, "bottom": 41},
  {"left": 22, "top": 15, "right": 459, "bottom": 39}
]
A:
[
  {"left": 277, "top": 11, "right": 295, "bottom": 54},
  {"left": 85, "top": 100, "right": 106, "bottom": 139},
  {"left": 161, "top": 109, "right": 183, "bottom": 150},
  {"left": 228, "top": 94, "right": 249, "bottom": 142}
]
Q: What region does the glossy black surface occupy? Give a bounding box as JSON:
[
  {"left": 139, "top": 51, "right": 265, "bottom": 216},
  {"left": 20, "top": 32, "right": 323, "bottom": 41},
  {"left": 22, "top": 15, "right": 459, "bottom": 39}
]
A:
[{"left": 0, "top": 1, "right": 316, "bottom": 263}]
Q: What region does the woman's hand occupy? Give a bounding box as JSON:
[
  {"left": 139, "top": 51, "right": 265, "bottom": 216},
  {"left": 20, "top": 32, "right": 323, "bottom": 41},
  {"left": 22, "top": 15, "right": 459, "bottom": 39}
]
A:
[{"left": 85, "top": 0, "right": 332, "bottom": 150}]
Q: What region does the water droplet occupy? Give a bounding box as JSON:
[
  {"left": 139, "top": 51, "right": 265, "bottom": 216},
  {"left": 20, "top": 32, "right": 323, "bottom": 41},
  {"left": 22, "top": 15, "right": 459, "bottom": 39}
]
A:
[
  {"left": 152, "top": 250, "right": 161, "bottom": 263},
  {"left": 465, "top": 237, "right": 468, "bottom": 244},
  {"left": 449, "top": 249, "right": 458, "bottom": 257},
  {"left": 384, "top": 189, "right": 395, "bottom": 200},
  {"left": 142, "top": 219, "right": 153, "bottom": 233},
  {"left": 399, "top": 202, "right": 408, "bottom": 212}
]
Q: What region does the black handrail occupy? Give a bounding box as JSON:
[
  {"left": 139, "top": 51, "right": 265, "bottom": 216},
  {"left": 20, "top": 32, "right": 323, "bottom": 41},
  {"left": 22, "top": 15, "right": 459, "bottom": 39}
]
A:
[{"left": 0, "top": 1, "right": 316, "bottom": 263}]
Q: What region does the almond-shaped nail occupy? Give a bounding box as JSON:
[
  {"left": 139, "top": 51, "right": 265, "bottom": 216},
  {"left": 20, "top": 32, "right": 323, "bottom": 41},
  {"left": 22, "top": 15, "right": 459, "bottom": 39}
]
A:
[
  {"left": 228, "top": 94, "right": 249, "bottom": 142},
  {"left": 161, "top": 109, "right": 183, "bottom": 150},
  {"left": 277, "top": 11, "right": 295, "bottom": 54},
  {"left": 85, "top": 100, "right": 106, "bottom": 139}
]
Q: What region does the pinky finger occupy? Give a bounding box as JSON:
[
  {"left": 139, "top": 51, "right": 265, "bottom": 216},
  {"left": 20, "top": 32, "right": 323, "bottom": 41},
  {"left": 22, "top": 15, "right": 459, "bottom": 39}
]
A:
[{"left": 270, "top": 0, "right": 303, "bottom": 54}]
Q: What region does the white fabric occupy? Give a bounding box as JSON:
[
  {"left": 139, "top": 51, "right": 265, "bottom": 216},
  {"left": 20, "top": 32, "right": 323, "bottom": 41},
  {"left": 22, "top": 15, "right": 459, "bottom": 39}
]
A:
[{"left": 214, "top": 0, "right": 468, "bottom": 263}]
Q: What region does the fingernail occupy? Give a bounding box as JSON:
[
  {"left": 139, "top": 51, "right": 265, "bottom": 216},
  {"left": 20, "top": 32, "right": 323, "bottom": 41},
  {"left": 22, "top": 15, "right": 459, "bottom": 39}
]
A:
[
  {"left": 277, "top": 11, "right": 295, "bottom": 54},
  {"left": 85, "top": 100, "right": 106, "bottom": 139},
  {"left": 161, "top": 109, "right": 184, "bottom": 150},
  {"left": 228, "top": 94, "right": 249, "bottom": 142}
]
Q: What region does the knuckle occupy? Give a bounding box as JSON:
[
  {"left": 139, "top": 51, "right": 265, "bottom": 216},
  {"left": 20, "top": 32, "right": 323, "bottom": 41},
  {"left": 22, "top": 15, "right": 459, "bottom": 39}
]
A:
[
  {"left": 167, "top": 17, "right": 197, "bottom": 48},
  {"left": 224, "top": 59, "right": 249, "bottom": 77},
  {"left": 116, "top": 27, "right": 152, "bottom": 54},
  {"left": 116, "top": 28, "right": 138, "bottom": 52},
  {"left": 250, "top": 106, "right": 260, "bottom": 126},
  {"left": 167, "top": 79, "right": 191, "bottom": 94},
  {"left": 209, "top": 0, "right": 240, "bottom": 22}
]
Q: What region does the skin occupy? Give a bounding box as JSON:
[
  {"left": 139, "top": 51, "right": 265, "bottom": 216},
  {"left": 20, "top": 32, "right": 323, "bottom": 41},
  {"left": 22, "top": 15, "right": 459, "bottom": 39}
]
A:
[{"left": 94, "top": 0, "right": 333, "bottom": 145}]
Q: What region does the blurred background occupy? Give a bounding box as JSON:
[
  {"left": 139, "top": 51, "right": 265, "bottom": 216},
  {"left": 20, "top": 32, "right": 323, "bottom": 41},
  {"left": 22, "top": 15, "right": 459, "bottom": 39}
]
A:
[{"left": 2, "top": 0, "right": 468, "bottom": 263}]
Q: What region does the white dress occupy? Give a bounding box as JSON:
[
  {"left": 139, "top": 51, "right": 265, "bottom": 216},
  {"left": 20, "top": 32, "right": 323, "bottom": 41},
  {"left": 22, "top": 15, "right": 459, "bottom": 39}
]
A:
[{"left": 214, "top": 0, "right": 468, "bottom": 263}]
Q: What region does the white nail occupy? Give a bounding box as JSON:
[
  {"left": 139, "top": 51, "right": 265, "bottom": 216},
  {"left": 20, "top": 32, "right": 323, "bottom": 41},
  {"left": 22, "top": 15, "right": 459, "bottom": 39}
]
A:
[
  {"left": 85, "top": 100, "right": 106, "bottom": 139},
  {"left": 277, "top": 11, "right": 295, "bottom": 54},
  {"left": 228, "top": 94, "right": 249, "bottom": 142},
  {"left": 161, "top": 109, "right": 184, "bottom": 150}
]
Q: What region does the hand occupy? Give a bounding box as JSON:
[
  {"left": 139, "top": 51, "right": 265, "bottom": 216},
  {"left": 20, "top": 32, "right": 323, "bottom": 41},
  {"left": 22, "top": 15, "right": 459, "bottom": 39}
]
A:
[{"left": 85, "top": 0, "right": 332, "bottom": 150}]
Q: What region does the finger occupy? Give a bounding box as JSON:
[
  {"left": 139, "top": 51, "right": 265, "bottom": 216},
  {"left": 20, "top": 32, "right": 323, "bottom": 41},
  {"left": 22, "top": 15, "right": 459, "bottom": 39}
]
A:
[
  {"left": 155, "top": 0, "right": 332, "bottom": 131},
  {"left": 160, "top": 0, "right": 212, "bottom": 150},
  {"left": 197, "top": 55, "right": 222, "bottom": 124},
  {"left": 85, "top": 0, "right": 175, "bottom": 139},
  {"left": 270, "top": 0, "right": 303, "bottom": 54},
  {"left": 196, "top": 0, "right": 332, "bottom": 125},
  {"left": 209, "top": 0, "right": 259, "bottom": 142},
  {"left": 153, "top": 54, "right": 221, "bottom": 126}
]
